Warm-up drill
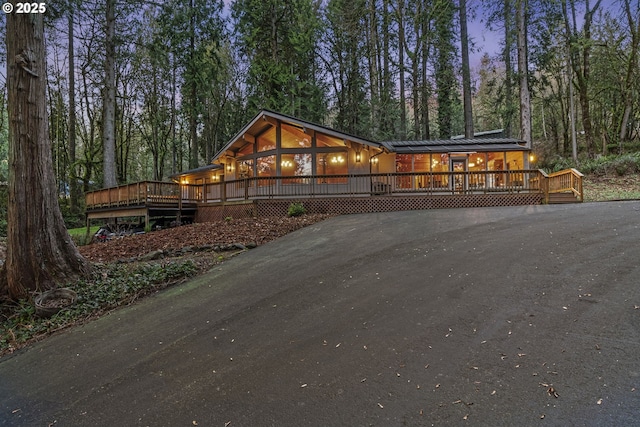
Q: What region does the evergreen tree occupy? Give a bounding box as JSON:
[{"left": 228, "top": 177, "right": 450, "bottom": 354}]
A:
[{"left": 232, "top": 0, "right": 326, "bottom": 122}]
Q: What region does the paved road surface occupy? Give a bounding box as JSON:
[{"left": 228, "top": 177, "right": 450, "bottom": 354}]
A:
[{"left": 1, "top": 202, "right": 640, "bottom": 426}]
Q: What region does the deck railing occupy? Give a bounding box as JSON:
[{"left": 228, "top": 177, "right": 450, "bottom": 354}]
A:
[
  {"left": 84, "top": 181, "right": 201, "bottom": 208},
  {"left": 539, "top": 168, "right": 584, "bottom": 203},
  {"left": 86, "top": 170, "right": 555, "bottom": 210}
]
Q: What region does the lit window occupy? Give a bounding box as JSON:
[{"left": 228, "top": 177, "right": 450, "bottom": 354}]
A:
[
  {"left": 316, "top": 152, "right": 347, "bottom": 183},
  {"left": 257, "top": 127, "right": 276, "bottom": 152},
  {"left": 281, "top": 123, "right": 312, "bottom": 148}
]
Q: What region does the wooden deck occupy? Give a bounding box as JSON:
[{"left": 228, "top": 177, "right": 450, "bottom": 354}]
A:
[{"left": 85, "top": 169, "right": 583, "bottom": 225}]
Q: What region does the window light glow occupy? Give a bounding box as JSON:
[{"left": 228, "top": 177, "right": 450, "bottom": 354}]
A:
[{"left": 330, "top": 155, "right": 345, "bottom": 164}]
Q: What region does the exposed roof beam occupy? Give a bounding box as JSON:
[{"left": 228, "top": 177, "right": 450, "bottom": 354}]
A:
[{"left": 261, "top": 115, "right": 278, "bottom": 127}]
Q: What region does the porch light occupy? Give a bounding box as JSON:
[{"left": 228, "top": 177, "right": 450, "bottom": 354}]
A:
[
  {"left": 370, "top": 157, "right": 379, "bottom": 165},
  {"left": 529, "top": 154, "right": 536, "bottom": 163},
  {"left": 355, "top": 152, "right": 362, "bottom": 163},
  {"left": 281, "top": 160, "right": 293, "bottom": 168},
  {"left": 331, "top": 155, "right": 345, "bottom": 164},
  {"left": 227, "top": 163, "right": 232, "bottom": 172}
]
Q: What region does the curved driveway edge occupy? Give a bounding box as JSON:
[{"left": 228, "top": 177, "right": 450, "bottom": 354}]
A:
[{"left": 2, "top": 201, "right": 640, "bottom": 426}]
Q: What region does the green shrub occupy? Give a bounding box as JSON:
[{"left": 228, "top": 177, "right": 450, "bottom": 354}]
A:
[{"left": 287, "top": 202, "right": 306, "bottom": 217}]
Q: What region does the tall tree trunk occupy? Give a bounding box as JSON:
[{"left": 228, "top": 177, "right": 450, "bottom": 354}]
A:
[
  {"left": 171, "top": 53, "right": 178, "bottom": 174},
  {"left": 562, "top": 0, "right": 578, "bottom": 162},
  {"left": 503, "top": 0, "right": 515, "bottom": 138},
  {"left": 459, "top": 0, "right": 473, "bottom": 138},
  {"left": 565, "top": 0, "right": 602, "bottom": 157},
  {"left": 381, "top": 0, "right": 393, "bottom": 137},
  {"left": 189, "top": 0, "right": 199, "bottom": 169},
  {"left": 618, "top": 0, "right": 639, "bottom": 150},
  {"left": 68, "top": 13, "right": 79, "bottom": 215},
  {"left": 366, "top": 0, "right": 380, "bottom": 137},
  {"left": 516, "top": 0, "right": 531, "bottom": 147},
  {"left": 421, "top": 7, "right": 430, "bottom": 140},
  {"left": 434, "top": 0, "right": 455, "bottom": 139},
  {"left": 397, "top": 0, "right": 407, "bottom": 139},
  {"left": 102, "top": 0, "right": 117, "bottom": 187},
  {"left": 2, "top": 12, "right": 91, "bottom": 300}
]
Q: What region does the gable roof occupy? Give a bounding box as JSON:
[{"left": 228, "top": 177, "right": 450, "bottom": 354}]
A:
[
  {"left": 169, "top": 164, "right": 222, "bottom": 181},
  {"left": 212, "top": 110, "right": 384, "bottom": 163},
  {"left": 382, "top": 137, "right": 529, "bottom": 153}
]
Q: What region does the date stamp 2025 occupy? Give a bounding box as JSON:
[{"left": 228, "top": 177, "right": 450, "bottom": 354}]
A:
[{"left": 3, "top": 2, "right": 47, "bottom": 14}]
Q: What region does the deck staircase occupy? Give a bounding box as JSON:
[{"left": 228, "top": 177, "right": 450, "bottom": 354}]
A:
[
  {"left": 542, "top": 168, "right": 584, "bottom": 204},
  {"left": 548, "top": 192, "right": 582, "bottom": 204}
]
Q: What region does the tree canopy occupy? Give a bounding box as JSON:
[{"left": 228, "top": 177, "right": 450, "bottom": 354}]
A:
[{"left": 0, "top": 0, "right": 638, "bottom": 214}]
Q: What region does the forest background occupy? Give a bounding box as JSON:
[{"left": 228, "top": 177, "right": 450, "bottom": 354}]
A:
[{"left": 0, "top": 0, "right": 639, "bottom": 232}]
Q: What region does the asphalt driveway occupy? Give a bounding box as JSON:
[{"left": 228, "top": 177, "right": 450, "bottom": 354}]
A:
[{"left": 1, "top": 201, "right": 640, "bottom": 426}]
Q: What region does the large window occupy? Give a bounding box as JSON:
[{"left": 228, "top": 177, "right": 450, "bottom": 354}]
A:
[
  {"left": 257, "top": 127, "right": 276, "bottom": 152},
  {"left": 281, "top": 123, "right": 312, "bottom": 148},
  {"left": 506, "top": 152, "right": 525, "bottom": 186},
  {"left": 468, "top": 154, "right": 486, "bottom": 188},
  {"left": 257, "top": 155, "right": 276, "bottom": 186},
  {"left": 238, "top": 159, "right": 253, "bottom": 179},
  {"left": 317, "top": 152, "right": 347, "bottom": 183},
  {"left": 506, "top": 152, "right": 524, "bottom": 170},
  {"left": 414, "top": 154, "right": 430, "bottom": 172},
  {"left": 395, "top": 154, "right": 412, "bottom": 188},
  {"left": 281, "top": 153, "right": 312, "bottom": 183},
  {"left": 233, "top": 123, "right": 353, "bottom": 185},
  {"left": 238, "top": 142, "right": 254, "bottom": 157},
  {"left": 316, "top": 133, "right": 343, "bottom": 148}
]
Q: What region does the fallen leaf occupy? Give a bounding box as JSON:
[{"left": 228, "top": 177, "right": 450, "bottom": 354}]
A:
[
  {"left": 597, "top": 398, "right": 603, "bottom": 405},
  {"left": 548, "top": 387, "right": 559, "bottom": 398},
  {"left": 377, "top": 403, "right": 384, "bottom": 409},
  {"left": 301, "top": 384, "right": 307, "bottom": 388}
]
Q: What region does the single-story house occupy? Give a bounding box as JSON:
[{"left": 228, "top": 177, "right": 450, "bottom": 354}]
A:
[{"left": 85, "top": 110, "right": 583, "bottom": 226}]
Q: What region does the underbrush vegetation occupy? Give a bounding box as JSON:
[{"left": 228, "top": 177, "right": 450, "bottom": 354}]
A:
[
  {"left": 0, "top": 259, "right": 198, "bottom": 357},
  {"left": 543, "top": 152, "right": 640, "bottom": 176}
]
